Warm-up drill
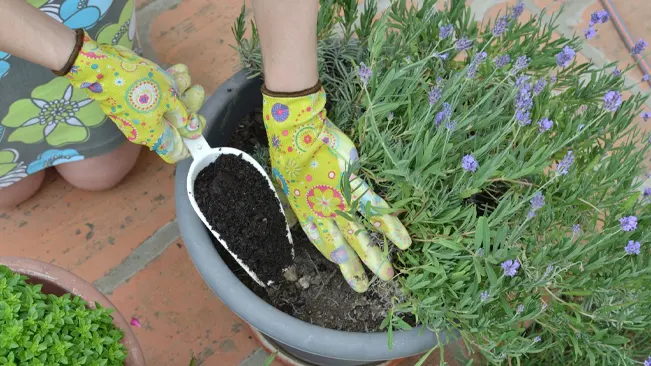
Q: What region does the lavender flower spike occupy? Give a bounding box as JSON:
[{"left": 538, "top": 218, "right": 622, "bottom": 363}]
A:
[
  {"left": 429, "top": 86, "right": 442, "bottom": 106},
  {"left": 358, "top": 63, "right": 372, "bottom": 86},
  {"left": 584, "top": 26, "right": 597, "bottom": 40},
  {"left": 439, "top": 24, "right": 454, "bottom": 40},
  {"left": 538, "top": 117, "right": 553, "bottom": 133},
  {"left": 516, "top": 304, "right": 525, "bottom": 314},
  {"left": 643, "top": 74, "right": 650, "bottom": 82},
  {"left": 533, "top": 77, "right": 547, "bottom": 95},
  {"left": 556, "top": 150, "right": 574, "bottom": 176},
  {"left": 456, "top": 37, "right": 473, "bottom": 51},
  {"left": 495, "top": 54, "right": 510, "bottom": 69},
  {"left": 573, "top": 224, "right": 581, "bottom": 235},
  {"left": 632, "top": 39, "right": 648, "bottom": 56},
  {"left": 641, "top": 112, "right": 651, "bottom": 122},
  {"left": 501, "top": 259, "right": 520, "bottom": 277},
  {"left": 644, "top": 356, "right": 651, "bottom": 366},
  {"left": 534, "top": 336, "right": 541, "bottom": 343},
  {"left": 619, "top": 216, "right": 638, "bottom": 232},
  {"left": 493, "top": 15, "right": 509, "bottom": 37},
  {"left": 624, "top": 240, "right": 641, "bottom": 255},
  {"left": 461, "top": 154, "right": 479, "bottom": 173},
  {"left": 603, "top": 90, "right": 623, "bottom": 112},
  {"left": 530, "top": 191, "right": 545, "bottom": 211},
  {"left": 512, "top": 1, "right": 524, "bottom": 19},
  {"left": 556, "top": 46, "right": 576, "bottom": 67},
  {"left": 514, "top": 55, "right": 530, "bottom": 72},
  {"left": 480, "top": 291, "right": 489, "bottom": 302},
  {"left": 590, "top": 10, "right": 609, "bottom": 25}
]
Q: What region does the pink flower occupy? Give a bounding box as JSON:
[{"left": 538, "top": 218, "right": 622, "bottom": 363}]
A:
[{"left": 130, "top": 317, "right": 142, "bottom": 328}]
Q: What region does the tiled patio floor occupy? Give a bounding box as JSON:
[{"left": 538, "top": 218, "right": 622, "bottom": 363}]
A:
[{"left": 1, "top": 0, "right": 649, "bottom": 365}]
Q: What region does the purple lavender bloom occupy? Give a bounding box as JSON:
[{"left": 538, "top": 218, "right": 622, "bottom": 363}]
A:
[
  {"left": 530, "top": 191, "right": 545, "bottom": 211},
  {"left": 480, "top": 291, "right": 489, "bottom": 302},
  {"left": 644, "top": 187, "right": 651, "bottom": 197},
  {"left": 501, "top": 259, "right": 520, "bottom": 277},
  {"left": 493, "top": 15, "right": 509, "bottom": 37},
  {"left": 429, "top": 86, "right": 442, "bottom": 106},
  {"left": 624, "top": 240, "right": 641, "bottom": 255},
  {"left": 467, "top": 52, "right": 487, "bottom": 78},
  {"left": 619, "top": 216, "right": 638, "bottom": 232},
  {"left": 461, "top": 154, "right": 479, "bottom": 173},
  {"left": 516, "top": 304, "right": 525, "bottom": 314},
  {"left": 358, "top": 63, "right": 372, "bottom": 86},
  {"left": 603, "top": 90, "right": 623, "bottom": 112},
  {"left": 533, "top": 77, "right": 547, "bottom": 95},
  {"left": 495, "top": 54, "right": 511, "bottom": 69},
  {"left": 435, "top": 102, "right": 452, "bottom": 126},
  {"left": 516, "top": 75, "right": 531, "bottom": 87},
  {"left": 645, "top": 356, "right": 651, "bottom": 366},
  {"left": 544, "top": 264, "right": 553, "bottom": 276},
  {"left": 514, "top": 55, "right": 530, "bottom": 72},
  {"left": 573, "top": 224, "right": 581, "bottom": 235},
  {"left": 556, "top": 150, "right": 574, "bottom": 176},
  {"left": 584, "top": 26, "right": 597, "bottom": 40},
  {"left": 590, "top": 10, "right": 609, "bottom": 25},
  {"left": 439, "top": 24, "right": 454, "bottom": 40},
  {"left": 527, "top": 210, "right": 536, "bottom": 219},
  {"left": 641, "top": 111, "right": 651, "bottom": 121},
  {"left": 556, "top": 46, "right": 576, "bottom": 67},
  {"left": 456, "top": 37, "right": 473, "bottom": 51},
  {"left": 446, "top": 120, "right": 457, "bottom": 131},
  {"left": 534, "top": 336, "right": 541, "bottom": 343},
  {"left": 512, "top": 1, "right": 524, "bottom": 19},
  {"left": 538, "top": 118, "right": 553, "bottom": 133},
  {"left": 550, "top": 74, "right": 557, "bottom": 83},
  {"left": 612, "top": 68, "right": 621, "bottom": 77},
  {"left": 516, "top": 110, "right": 532, "bottom": 126},
  {"left": 632, "top": 39, "right": 648, "bottom": 56},
  {"left": 434, "top": 52, "right": 449, "bottom": 60},
  {"left": 643, "top": 74, "right": 650, "bottom": 82}
]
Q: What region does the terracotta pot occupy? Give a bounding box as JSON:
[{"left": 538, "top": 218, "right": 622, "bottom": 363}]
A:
[{"left": 0, "top": 257, "right": 145, "bottom": 366}]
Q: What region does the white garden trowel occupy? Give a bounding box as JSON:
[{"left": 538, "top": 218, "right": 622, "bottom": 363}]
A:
[{"left": 183, "top": 135, "right": 296, "bottom": 287}]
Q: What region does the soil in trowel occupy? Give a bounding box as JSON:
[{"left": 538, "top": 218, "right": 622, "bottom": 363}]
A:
[{"left": 193, "top": 154, "right": 293, "bottom": 285}]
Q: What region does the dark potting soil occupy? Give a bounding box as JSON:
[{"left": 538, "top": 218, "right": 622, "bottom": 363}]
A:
[
  {"left": 204, "top": 108, "right": 406, "bottom": 332},
  {"left": 193, "top": 153, "right": 294, "bottom": 285}
]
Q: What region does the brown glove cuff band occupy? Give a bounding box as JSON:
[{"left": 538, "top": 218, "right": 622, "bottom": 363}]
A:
[
  {"left": 261, "top": 81, "right": 322, "bottom": 98},
  {"left": 52, "top": 28, "right": 85, "bottom": 77}
]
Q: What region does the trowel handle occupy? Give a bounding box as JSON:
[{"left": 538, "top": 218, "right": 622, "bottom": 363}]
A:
[{"left": 183, "top": 135, "right": 212, "bottom": 161}]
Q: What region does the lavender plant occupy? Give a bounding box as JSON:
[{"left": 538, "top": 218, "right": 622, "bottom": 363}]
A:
[{"left": 234, "top": 0, "right": 651, "bottom": 364}]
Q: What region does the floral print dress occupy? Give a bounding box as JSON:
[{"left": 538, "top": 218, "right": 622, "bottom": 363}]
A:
[{"left": 0, "top": 0, "right": 137, "bottom": 188}]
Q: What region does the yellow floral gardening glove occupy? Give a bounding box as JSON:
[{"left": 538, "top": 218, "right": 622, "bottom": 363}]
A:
[
  {"left": 262, "top": 84, "right": 412, "bottom": 292},
  {"left": 63, "top": 30, "right": 205, "bottom": 163}
]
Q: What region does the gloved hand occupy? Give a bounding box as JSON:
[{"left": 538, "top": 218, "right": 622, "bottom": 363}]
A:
[
  {"left": 262, "top": 84, "right": 411, "bottom": 292},
  {"left": 62, "top": 30, "right": 205, "bottom": 163}
]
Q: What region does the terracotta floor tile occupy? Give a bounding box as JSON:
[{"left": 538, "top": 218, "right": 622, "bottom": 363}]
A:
[
  {"left": 0, "top": 149, "right": 176, "bottom": 283},
  {"left": 107, "top": 239, "right": 261, "bottom": 366},
  {"left": 149, "top": 0, "right": 253, "bottom": 94}
]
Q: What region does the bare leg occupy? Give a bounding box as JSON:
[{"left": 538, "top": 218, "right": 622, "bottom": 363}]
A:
[
  {"left": 0, "top": 171, "right": 45, "bottom": 208},
  {"left": 252, "top": 0, "right": 319, "bottom": 92},
  {"left": 56, "top": 141, "right": 141, "bottom": 191}
]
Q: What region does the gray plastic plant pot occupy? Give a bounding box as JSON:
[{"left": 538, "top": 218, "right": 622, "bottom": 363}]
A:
[{"left": 175, "top": 70, "right": 458, "bottom": 366}]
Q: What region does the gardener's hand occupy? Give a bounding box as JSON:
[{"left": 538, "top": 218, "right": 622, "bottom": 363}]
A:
[
  {"left": 262, "top": 84, "right": 411, "bottom": 292},
  {"left": 63, "top": 30, "right": 206, "bottom": 163}
]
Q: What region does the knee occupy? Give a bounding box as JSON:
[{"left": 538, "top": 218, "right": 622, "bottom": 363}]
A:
[
  {"left": 56, "top": 141, "right": 141, "bottom": 191},
  {"left": 0, "top": 171, "right": 45, "bottom": 209}
]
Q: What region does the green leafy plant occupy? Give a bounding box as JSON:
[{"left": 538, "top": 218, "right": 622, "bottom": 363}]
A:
[
  {"left": 0, "top": 265, "right": 127, "bottom": 366},
  {"left": 234, "top": 0, "right": 651, "bottom": 364}
]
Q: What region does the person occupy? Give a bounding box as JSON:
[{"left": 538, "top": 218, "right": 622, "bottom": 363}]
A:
[
  {"left": 0, "top": 0, "right": 411, "bottom": 293},
  {"left": 0, "top": 0, "right": 205, "bottom": 207}
]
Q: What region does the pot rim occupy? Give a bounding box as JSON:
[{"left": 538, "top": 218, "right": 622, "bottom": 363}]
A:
[
  {"left": 0, "top": 256, "right": 145, "bottom": 366},
  {"left": 174, "top": 70, "right": 458, "bottom": 362}
]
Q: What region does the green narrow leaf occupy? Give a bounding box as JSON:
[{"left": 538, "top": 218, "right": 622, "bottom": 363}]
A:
[{"left": 264, "top": 352, "right": 278, "bottom": 366}]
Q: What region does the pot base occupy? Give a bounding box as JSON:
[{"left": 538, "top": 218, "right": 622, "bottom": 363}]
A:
[{"left": 249, "top": 326, "right": 402, "bottom": 366}]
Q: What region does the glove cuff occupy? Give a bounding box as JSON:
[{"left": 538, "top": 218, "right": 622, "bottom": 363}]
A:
[
  {"left": 52, "top": 28, "right": 85, "bottom": 76},
  {"left": 261, "top": 81, "right": 322, "bottom": 98}
]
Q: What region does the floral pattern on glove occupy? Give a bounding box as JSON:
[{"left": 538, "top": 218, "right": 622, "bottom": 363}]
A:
[{"left": 263, "top": 88, "right": 411, "bottom": 292}]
